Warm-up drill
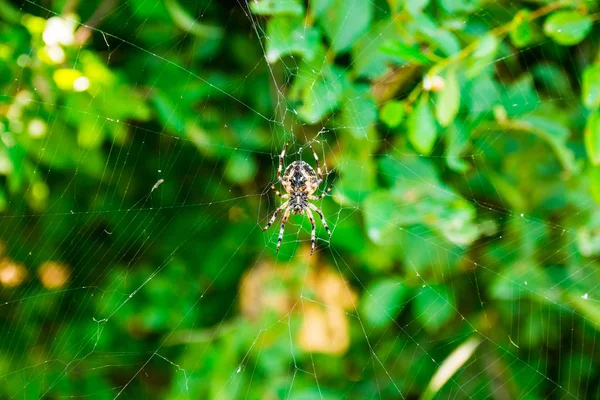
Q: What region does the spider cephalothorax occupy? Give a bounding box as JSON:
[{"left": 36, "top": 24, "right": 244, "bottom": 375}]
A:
[{"left": 263, "top": 142, "right": 333, "bottom": 254}]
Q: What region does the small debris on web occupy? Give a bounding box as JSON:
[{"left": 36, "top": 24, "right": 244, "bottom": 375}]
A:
[{"left": 151, "top": 179, "right": 164, "bottom": 192}]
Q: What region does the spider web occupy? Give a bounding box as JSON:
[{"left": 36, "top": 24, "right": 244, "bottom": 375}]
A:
[{"left": 0, "top": 0, "right": 598, "bottom": 399}]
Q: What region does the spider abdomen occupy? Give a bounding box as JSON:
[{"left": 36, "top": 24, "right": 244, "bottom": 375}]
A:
[
  {"left": 284, "top": 161, "right": 317, "bottom": 193},
  {"left": 291, "top": 191, "right": 307, "bottom": 214}
]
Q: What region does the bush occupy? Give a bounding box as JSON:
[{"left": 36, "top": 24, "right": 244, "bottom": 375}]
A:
[{"left": 0, "top": 0, "right": 599, "bottom": 398}]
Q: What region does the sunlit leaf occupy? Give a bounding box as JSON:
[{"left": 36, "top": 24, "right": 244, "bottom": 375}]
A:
[
  {"left": 444, "top": 121, "right": 470, "bottom": 172},
  {"left": 310, "top": 0, "right": 333, "bottom": 18},
  {"left": 465, "top": 34, "right": 498, "bottom": 78},
  {"left": 582, "top": 64, "right": 600, "bottom": 109},
  {"left": 338, "top": 84, "right": 378, "bottom": 139},
  {"left": 568, "top": 293, "right": 600, "bottom": 331},
  {"left": 225, "top": 154, "right": 257, "bottom": 184},
  {"left": 380, "top": 40, "right": 431, "bottom": 65},
  {"left": 437, "top": 0, "right": 477, "bottom": 13},
  {"left": 403, "top": 0, "right": 430, "bottom": 16},
  {"left": 352, "top": 21, "right": 397, "bottom": 79},
  {"left": 250, "top": 0, "right": 304, "bottom": 16},
  {"left": 52, "top": 69, "right": 84, "bottom": 91},
  {"left": 510, "top": 10, "right": 533, "bottom": 48},
  {"left": 430, "top": 29, "right": 461, "bottom": 56},
  {"left": 379, "top": 100, "right": 405, "bottom": 128},
  {"left": 297, "top": 65, "right": 346, "bottom": 123},
  {"left": 585, "top": 111, "right": 600, "bottom": 165},
  {"left": 543, "top": 11, "right": 592, "bottom": 46},
  {"left": 265, "top": 17, "right": 320, "bottom": 63},
  {"left": 77, "top": 117, "right": 104, "bottom": 149},
  {"left": 408, "top": 96, "right": 438, "bottom": 155},
  {"left": 589, "top": 166, "right": 600, "bottom": 206},
  {"left": 318, "top": 0, "right": 372, "bottom": 53},
  {"left": 435, "top": 68, "right": 460, "bottom": 127},
  {"left": 363, "top": 191, "right": 398, "bottom": 244}
]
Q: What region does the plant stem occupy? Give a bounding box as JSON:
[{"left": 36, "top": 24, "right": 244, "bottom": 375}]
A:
[{"left": 405, "top": 1, "right": 568, "bottom": 105}]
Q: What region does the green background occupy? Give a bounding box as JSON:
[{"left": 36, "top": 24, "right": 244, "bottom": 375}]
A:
[{"left": 1, "top": 0, "right": 600, "bottom": 398}]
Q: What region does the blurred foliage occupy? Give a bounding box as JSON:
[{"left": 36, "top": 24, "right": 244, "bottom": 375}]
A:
[{"left": 1, "top": 0, "right": 600, "bottom": 398}]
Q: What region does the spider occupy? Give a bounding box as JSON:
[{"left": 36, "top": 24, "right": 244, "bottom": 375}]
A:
[{"left": 263, "top": 142, "right": 334, "bottom": 255}]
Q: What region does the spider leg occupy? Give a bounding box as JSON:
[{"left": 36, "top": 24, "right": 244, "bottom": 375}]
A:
[
  {"left": 308, "top": 202, "right": 331, "bottom": 237},
  {"left": 270, "top": 184, "right": 289, "bottom": 199},
  {"left": 264, "top": 200, "right": 289, "bottom": 231},
  {"left": 305, "top": 207, "right": 317, "bottom": 255},
  {"left": 277, "top": 142, "right": 289, "bottom": 184},
  {"left": 276, "top": 207, "right": 291, "bottom": 253},
  {"left": 308, "top": 179, "right": 335, "bottom": 201},
  {"left": 307, "top": 142, "right": 323, "bottom": 181}
]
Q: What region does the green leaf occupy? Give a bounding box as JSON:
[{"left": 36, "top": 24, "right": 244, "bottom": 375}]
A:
[
  {"left": 404, "top": 0, "right": 430, "bottom": 16},
  {"left": 589, "top": 166, "right": 600, "bottom": 205},
  {"left": 363, "top": 191, "right": 399, "bottom": 244},
  {"left": 152, "top": 92, "right": 187, "bottom": 136},
  {"left": 543, "top": 11, "right": 592, "bottom": 46},
  {"left": 465, "top": 34, "right": 498, "bottom": 78},
  {"left": 164, "top": 0, "right": 223, "bottom": 39},
  {"left": 339, "top": 84, "right": 378, "bottom": 138},
  {"left": 501, "top": 75, "right": 540, "bottom": 117},
  {"left": 435, "top": 68, "right": 460, "bottom": 127},
  {"left": 576, "top": 213, "right": 600, "bottom": 257},
  {"left": 465, "top": 73, "right": 500, "bottom": 115},
  {"left": 582, "top": 64, "right": 600, "bottom": 109},
  {"left": 430, "top": 29, "right": 461, "bottom": 56},
  {"left": 510, "top": 10, "right": 533, "bottom": 48},
  {"left": 414, "top": 285, "right": 455, "bottom": 332},
  {"left": 437, "top": 0, "right": 477, "bottom": 13},
  {"left": 569, "top": 293, "right": 600, "bottom": 331},
  {"left": 128, "top": 0, "right": 168, "bottom": 18},
  {"left": 297, "top": 65, "right": 346, "bottom": 123},
  {"left": 77, "top": 117, "right": 104, "bottom": 149},
  {"left": 585, "top": 111, "right": 600, "bottom": 165},
  {"left": 310, "top": 0, "right": 333, "bottom": 18},
  {"left": 318, "top": 0, "right": 372, "bottom": 53},
  {"left": 225, "top": 153, "right": 257, "bottom": 184},
  {"left": 518, "top": 115, "right": 576, "bottom": 174},
  {"left": 352, "top": 21, "right": 397, "bottom": 79},
  {"left": 490, "top": 261, "right": 556, "bottom": 301},
  {"left": 380, "top": 100, "right": 405, "bottom": 128},
  {"left": 380, "top": 40, "right": 431, "bottom": 65},
  {"left": 360, "top": 279, "right": 409, "bottom": 328},
  {"left": 532, "top": 63, "right": 572, "bottom": 97},
  {"left": 486, "top": 170, "right": 528, "bottom": 211},
  {"left": 445, "top": 121, "right": 470, "bottom": 172},
  {"left": 408, "top": 96, "right": 438, "bottom": 155},
  {"left": 0, "top": 184, "right": 8, "bottom": 213},
  {"left": 436, "top": 200, "right": 480, "bottom": 246},
  {"left": 335, "top": 156, "right": 377, "bottom": 204},
  {"left": 250, "top": 0, "right": 304, "bottom": 16},
  {"left": 265, "top": 17, "right": 320, "bottom": 63}
]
